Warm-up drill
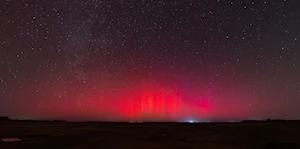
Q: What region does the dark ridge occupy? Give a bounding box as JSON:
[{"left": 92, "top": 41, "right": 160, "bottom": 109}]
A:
[
  {"left": 1, "top": 116, "right": 300, "bottom": 123},
  {"left": 242, "top": 119, "right": 300, "bottom": 123},
  {"left": 0, "top": 116, "right": 10, "bottom": 121},
  {"left": 52, "top": 120, "right": 67, "bottom": 122},
  {"left": 266, "top": 119, "right": 288, "bottom": 122}
]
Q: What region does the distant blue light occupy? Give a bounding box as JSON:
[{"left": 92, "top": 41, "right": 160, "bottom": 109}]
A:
[{"left": 188, "top": 120, "right": 195, "bottom": 123}]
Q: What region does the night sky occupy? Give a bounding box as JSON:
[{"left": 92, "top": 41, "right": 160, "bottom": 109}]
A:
[{"left": 1, "top": 0, "right": 300, "bottom": 122}]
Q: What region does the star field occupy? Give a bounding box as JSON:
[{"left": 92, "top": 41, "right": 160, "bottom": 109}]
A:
[{"left": 0, "top": 0, "right": 300, "bottom": 121}]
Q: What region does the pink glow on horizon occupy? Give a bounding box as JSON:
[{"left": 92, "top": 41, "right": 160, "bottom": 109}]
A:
[{"left": 15, "top": 80, "right": 257, "bottom": 122}]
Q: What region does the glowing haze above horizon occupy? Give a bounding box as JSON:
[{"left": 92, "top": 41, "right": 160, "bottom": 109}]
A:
[{"left": 1, "top": 0, "right": 300, "bottom": 122}]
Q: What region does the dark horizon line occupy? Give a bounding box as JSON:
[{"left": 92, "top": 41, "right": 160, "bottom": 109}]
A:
[{"left": 1, "top": 116, "right": 300, "bottom": 123}]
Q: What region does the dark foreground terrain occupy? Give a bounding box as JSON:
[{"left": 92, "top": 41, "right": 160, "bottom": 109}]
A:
[{"left": 0, "top": 120, "right": 300, "bottom": 149}]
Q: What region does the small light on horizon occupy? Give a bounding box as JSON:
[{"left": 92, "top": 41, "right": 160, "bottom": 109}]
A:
[{"left": 188, "top": 120, "right": 195, "bottom": 123}]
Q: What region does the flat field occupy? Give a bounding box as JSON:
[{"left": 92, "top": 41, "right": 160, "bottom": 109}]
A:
[{"left": 0, "top": 121, "right": 299, "bottom": 149}]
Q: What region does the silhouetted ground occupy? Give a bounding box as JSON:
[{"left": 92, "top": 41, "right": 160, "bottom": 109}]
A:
[
  {"left": 0, "top": 120, "right": 300, "bottom": 149},
  {"left": 0, "top": 116, "right": 10, "bottom": 121}
]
